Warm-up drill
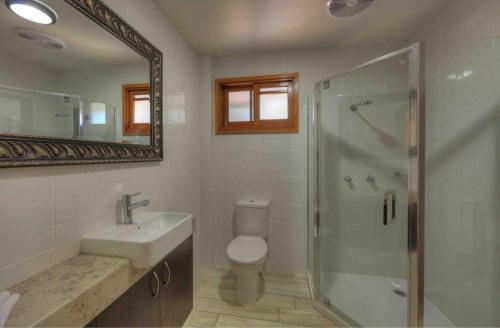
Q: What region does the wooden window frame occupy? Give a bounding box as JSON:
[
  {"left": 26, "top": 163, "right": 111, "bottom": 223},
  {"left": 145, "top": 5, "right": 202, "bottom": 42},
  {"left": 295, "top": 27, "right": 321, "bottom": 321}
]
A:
[
  {"left": 215, "top": 73, "right": 299, "bottom": 134},
  {"left": 122, "top": 83, "right": 151, "bottom": 136}
]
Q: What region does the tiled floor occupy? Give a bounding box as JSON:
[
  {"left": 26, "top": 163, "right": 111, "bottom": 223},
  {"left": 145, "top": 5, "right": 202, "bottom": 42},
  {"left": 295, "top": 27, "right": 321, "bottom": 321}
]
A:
[{"left": 184, "top": 269, "right": 335, "bottom": 328}]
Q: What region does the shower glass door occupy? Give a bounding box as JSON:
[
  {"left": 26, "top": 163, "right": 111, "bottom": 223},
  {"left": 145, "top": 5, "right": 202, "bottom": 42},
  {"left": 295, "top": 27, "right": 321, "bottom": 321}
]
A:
[{"left": 313, "top": 45, "right": 423, "bottom": 327}]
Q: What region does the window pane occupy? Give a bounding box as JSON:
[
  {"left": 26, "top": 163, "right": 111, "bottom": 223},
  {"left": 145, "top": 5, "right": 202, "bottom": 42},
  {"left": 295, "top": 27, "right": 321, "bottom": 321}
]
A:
[
  {"left": 133, "top": 95, "right": 150, "bottom": 124},
  {"left": 228, "top": 90, "right": 251, "bottom": 122},
  {"left": 260, "top": 93, "right": 288, "bottom": 120},
  {"left": 260, "top": 86, "right": 288, "bottom": 93},
  {"left": 89, "top": 102, "right": 106, "bottom": 125}
]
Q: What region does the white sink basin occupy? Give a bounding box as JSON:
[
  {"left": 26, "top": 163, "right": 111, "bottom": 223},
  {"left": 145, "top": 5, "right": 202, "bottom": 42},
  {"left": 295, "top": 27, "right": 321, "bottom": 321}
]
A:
[{"left": 81, "top": 212, "right": 193, "bottom": 268}]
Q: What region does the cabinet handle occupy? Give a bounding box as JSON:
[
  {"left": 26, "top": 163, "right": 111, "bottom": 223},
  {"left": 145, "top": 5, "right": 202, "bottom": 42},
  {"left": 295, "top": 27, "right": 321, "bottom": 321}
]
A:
[
  {"left": 152, "top": 271, "right": 160, "bottom": 299},
  {"left": 162, "top": 261, "right": 171, "bottom": 287}
]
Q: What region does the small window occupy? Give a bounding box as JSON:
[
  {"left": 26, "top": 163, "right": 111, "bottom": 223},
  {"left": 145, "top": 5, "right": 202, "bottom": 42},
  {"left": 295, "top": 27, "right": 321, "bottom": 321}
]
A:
[
  {"left": 215, "top": 73, "right": 298, "bottom": 134},
  {"left": 228, "top": 90, "right": 252, "bottom": 122},
  {"left": 122, "top": 83, "right": 150, "bottom": 136},
  {"left": 88, "top": 102, "right": 107, "bottom": 125}
]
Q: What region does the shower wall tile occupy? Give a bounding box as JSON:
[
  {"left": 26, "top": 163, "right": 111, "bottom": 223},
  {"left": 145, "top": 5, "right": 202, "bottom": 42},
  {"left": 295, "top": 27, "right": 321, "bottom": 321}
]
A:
[
  {"left": 0, "top": 249, "right": 55, "bottom": 292},
  {"left": 55, "top": 213, "right": 101, "bottom": 264},
  {"left": 0, "top": 176, "right": 54, "bottom": 269},
  {"left": 412, "top": 0, "right": 500, "bottom": 325},
  {"left": 55, "top": 172, "right": 100, "bottom": 224}
]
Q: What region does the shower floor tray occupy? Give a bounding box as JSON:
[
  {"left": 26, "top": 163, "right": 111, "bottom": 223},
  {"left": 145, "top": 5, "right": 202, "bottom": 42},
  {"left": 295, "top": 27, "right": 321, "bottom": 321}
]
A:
[{"left": 320, "top": 271, "right": 454, "bottom": 327}]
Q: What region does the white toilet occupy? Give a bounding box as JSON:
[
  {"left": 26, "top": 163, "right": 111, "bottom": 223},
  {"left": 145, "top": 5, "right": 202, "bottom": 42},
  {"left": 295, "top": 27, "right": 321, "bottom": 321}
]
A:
[{"left": 226, "top": 199, "right": 270, "bottom": 306}]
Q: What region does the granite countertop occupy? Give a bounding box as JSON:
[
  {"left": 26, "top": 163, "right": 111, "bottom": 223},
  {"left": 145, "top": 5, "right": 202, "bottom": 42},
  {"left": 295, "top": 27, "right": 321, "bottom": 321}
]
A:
[{"left": 6, "top": 255, "right": 131, "bottom": 327}]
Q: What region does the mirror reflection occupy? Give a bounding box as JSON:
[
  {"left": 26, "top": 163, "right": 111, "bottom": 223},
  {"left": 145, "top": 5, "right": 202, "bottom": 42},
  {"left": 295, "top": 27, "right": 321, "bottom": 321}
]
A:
[{"left": 0, "top": 0, "right": 151, "bottom": 145}]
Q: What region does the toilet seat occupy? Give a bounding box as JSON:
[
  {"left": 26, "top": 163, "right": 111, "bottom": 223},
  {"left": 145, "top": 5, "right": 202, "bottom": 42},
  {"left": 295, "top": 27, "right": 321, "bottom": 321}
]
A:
[{"left": 227, "top": 236, "right": 268, "bottom": 265}]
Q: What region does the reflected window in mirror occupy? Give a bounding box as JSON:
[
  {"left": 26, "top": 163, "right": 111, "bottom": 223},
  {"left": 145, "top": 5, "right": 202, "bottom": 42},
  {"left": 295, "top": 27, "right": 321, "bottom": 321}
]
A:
[
  {"left": 122, "top": 83, "right": 150, "bottom": 136},
  {"left": 88, "top": 103, "right": 107, "bottom": 125}
]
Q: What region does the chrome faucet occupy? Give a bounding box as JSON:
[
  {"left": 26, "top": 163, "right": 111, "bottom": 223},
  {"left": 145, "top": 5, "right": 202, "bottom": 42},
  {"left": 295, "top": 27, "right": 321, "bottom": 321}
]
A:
[{"left": 121, "top": 192, "right": 150, "bottom": 224}]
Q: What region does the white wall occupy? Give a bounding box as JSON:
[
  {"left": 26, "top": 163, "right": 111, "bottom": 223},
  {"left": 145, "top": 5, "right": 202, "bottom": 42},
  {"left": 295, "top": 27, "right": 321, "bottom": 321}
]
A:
[
  {"left": 0, "top": 0, "right": 202, "bottom": 291},
  {"left": 0, "top": 51, "right": 58, "bottom": 91},
  {"left": 200, "top": 45, "right": 403, "bottom": 275},
  {"left": 412, "top": 0, "right": 500, "bottom": 326}
]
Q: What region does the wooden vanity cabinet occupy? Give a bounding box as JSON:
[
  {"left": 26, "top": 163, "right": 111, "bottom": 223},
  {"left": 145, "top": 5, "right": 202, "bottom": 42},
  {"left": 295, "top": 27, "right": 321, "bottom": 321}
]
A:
[
  {"left": 95, "top": 236, "right": 193, "bottom": 327},
  {"left": 96, "top": 266, "right": 161, "bottom": 327},
  {"left": 160, "top": 236, "right": 193, "bottom": 327}
]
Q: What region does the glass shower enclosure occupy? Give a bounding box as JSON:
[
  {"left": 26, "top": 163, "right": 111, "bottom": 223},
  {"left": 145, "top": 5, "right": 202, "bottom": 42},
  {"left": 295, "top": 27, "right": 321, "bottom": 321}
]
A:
[
  {"left": 0, "top": 85, "right": 117, "bottom": 143},
  {"left": 308, "top": 44, "right": 425, "bottom": 327}
]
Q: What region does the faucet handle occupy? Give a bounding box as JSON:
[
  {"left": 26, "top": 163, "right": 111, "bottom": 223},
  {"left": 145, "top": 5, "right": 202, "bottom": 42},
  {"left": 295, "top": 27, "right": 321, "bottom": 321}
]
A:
[{"left": 122, "top": 192, "right": 141, "bottom": 203}]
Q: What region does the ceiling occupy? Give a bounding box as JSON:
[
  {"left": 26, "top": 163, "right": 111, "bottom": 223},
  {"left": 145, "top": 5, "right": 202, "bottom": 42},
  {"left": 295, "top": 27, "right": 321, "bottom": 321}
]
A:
[
  {"left": 155, "top": 0, "right": 447, "bottom": 55},
  {"left": 0, "top": 0, "right": 148, "bottom": 72}
]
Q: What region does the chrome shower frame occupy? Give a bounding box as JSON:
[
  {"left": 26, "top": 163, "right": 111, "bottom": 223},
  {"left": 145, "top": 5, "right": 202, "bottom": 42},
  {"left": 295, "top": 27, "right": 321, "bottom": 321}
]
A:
[{"left": 308, "top": 43, "right": 425, "bottom": 327}]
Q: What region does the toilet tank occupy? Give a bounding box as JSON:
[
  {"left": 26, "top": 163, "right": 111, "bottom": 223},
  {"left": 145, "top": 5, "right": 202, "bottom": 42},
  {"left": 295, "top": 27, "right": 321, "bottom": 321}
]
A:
[{"left": 234, "top": 200, "right": 270, "bottom": 239}]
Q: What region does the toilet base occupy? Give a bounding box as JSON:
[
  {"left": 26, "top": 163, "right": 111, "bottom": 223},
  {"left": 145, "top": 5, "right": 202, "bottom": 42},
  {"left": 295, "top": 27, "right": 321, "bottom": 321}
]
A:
[{"left": 230, "top": 258, "right": 266, "bottom": 306}]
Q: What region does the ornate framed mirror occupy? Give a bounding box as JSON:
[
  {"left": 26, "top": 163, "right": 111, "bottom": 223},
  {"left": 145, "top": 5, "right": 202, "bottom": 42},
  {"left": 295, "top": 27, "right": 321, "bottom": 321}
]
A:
[{"left": 0, "top": 0, "right": 163, "bottom": 167}]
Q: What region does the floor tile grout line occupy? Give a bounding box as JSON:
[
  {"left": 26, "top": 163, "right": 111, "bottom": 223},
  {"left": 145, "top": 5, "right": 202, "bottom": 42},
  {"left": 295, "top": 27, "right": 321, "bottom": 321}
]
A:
[
  {"left": 194, "top": 292, "right": 297, "bottom": 308},
  {"left": 198, "top": 275, "right": 309, "bottom": 284},
  {"left": 194, "top": 300, "right": 285, "bottom": 323},
  {"left": 195, "top": 295, "right": 292, "bottom": 314},
  {"left": 197, "top": 286, "right": 310, "bottom": 300},
  {"left": 210, "top": 311, "right": 284, "bottom": 325},
  {"left": 192, "top": 303, "right": 324, "bottom": 327},
  {"left": 213, "top": 313, "right": 221, "bottom": 328},
  {"left": 196, "top": 298, "right": 280, "bottom": 320}
]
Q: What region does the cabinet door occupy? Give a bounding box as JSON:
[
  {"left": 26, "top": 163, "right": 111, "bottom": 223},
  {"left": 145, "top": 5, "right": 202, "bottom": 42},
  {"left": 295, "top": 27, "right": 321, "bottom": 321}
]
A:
[
  {"left": 160, "top": 236, "right": 193, "bottom": 327},
  {"left": 96, "top": 266, "right": 162, "bottom": 327}
]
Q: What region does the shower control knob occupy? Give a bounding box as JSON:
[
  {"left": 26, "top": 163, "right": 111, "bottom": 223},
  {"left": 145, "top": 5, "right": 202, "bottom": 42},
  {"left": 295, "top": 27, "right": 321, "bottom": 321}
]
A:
[
  {"left": 366, "top": 175, "right": 375, "bottom": 183},
  {"left": 344, "top": 175, "right": 352, "bottom": 183}
]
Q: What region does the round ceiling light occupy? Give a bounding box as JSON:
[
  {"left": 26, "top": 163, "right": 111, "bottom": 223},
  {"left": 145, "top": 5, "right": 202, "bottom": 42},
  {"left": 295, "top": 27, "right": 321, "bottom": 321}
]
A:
[{"left": 5, "top": 0, "right": 57, "bottom": 25}]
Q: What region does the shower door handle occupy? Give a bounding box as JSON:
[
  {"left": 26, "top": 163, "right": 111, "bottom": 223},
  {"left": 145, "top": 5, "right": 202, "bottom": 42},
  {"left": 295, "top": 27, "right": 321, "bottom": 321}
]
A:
[{"left": 383, "top": 190, "right": 396, "bottom": 225}]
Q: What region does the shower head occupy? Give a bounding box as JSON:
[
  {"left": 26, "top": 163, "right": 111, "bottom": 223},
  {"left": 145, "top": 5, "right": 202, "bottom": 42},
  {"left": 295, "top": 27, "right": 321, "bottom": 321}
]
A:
[
  {"left": 326, "top": 0, "right": 375, "bottom": 18},
  {"left": 350, "top": 100, "right": 372, "bottom": 112}
]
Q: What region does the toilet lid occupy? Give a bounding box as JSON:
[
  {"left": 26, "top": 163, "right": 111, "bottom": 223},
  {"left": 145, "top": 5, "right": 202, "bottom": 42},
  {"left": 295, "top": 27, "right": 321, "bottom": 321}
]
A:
[{"left": 227, "top": 236, "right": 268, "bottom": 265}]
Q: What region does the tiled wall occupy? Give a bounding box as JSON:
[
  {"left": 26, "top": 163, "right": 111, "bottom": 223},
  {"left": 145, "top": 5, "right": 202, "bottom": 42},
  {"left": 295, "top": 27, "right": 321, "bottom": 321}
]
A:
[
  {"left": 412, "top": 0, "right": 500, "bottom": 326},
  {"left": 199, "top": 45, "right": 403, "bottom": 275},
  {"left": 0, "top": 0, "right": 202, "bottom": 291}
]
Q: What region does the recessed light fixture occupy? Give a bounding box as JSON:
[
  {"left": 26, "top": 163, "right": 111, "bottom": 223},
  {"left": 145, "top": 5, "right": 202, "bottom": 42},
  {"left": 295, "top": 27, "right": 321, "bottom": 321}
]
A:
[{"left": 5, "top": 0, "right": 57, "bottom": 25}]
